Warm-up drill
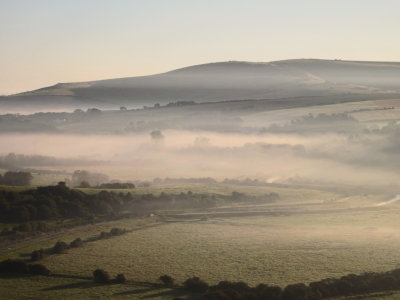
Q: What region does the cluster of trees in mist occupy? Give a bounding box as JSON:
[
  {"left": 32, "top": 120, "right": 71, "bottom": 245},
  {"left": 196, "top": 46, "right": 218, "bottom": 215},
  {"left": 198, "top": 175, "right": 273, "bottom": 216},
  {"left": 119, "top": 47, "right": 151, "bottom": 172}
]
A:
[
  {"left": 0, "top": 153, "right": 103, "bottom": 169},
  {"left": 197, "top": 267, "right": 400, "bottom": 300},
  {"left": 71, "top": 170, "right": 109, "bottom": 187},
  {"left": 0, "top": 183, "right": 279, "bottom": 227},
  {"left": 0, "top": 171, "right": 32, "bottom": 186},
  {"left": 264, "top": 113, "right": 361, "bottom": 134}
]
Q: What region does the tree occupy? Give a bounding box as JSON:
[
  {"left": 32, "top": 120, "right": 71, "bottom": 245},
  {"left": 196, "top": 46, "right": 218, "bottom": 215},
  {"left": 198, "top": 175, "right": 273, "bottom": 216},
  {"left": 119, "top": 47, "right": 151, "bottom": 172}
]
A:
[
  {"left": 150, "top": 130, "right": 164, "bottom": 140},
  {"left": 183, "top": 277, "right": 209, "bottom": 293},
  {"left": 159, "top": 275, "right": 175, "bottom": 287},
  {"left": 70, "top": 238, "right": 83, "bottom": 248},
  {"left": 29, "top": 264, "right": 50, "bottom": 275},
  {"left": 93, "top": 269, "right": 110, "bottom": 283},
  {"left": 53, "top": 241, "right": 69, "bottom": 254},
  {"left": 116, "top": 273, "right": 127, "bottom": 283},
  {"left": 31, "top": 249, "right": 45, "bottom": 261},
  {"left": 79, "top": 181, "right": 91, "bottom": 188},
  {"left": 1, "top": 171, "right": 33, "bottom": 186}
]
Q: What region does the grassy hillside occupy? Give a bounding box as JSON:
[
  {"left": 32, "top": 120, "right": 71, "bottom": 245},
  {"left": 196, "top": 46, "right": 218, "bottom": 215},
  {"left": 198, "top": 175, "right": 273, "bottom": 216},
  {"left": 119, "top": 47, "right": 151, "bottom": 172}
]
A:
[{"left": 2, "top": 59, "right": 400, "bottom": 113}]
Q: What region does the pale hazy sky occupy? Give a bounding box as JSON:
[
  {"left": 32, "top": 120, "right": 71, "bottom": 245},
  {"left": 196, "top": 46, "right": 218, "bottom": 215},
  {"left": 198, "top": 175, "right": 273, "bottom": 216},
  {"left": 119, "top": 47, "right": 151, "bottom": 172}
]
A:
[{"left": 1, "top": 0, "right": 399, "bottom": 95}]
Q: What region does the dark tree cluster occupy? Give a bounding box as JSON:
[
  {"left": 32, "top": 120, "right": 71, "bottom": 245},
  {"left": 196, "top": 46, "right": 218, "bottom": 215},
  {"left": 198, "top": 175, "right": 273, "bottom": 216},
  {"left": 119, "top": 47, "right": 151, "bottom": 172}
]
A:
[
  {"left": 0, "top": 184, "right": 279, "bottom": 236},
  {"left": 0, "top": 171, "right": 33, "bottom": 186},
  {"left": 159, "top": 274, "right": 176, "bottom": 287},
  {"left": 98, "top": 182, "right": 135, "bottom": 189},
  {"left": 53, "top": 241, "right": 69, "bottom": 254},
  {"left": 153, "top": 177, "right": 217, "bottom": 185},
  {"left": 0, "top": 259, "right": 50, "bottom": 276},
  {"left": 93, "top": 268, "right": 126, "bottom": 284},
  {"left": 70, "top": 237, "right": 83, "bottom": 248},
  {"left": 0, "top": 183, "right": 131, "bottom": 223},
  {"left": 198, "top": 268, "right": 400, "bottom": 300},
  {"left": 265, "top": 113, "right": 361, "bottom": 134},
  {"left": 99, "top": 228, "right": 127, "bottom": 239}
]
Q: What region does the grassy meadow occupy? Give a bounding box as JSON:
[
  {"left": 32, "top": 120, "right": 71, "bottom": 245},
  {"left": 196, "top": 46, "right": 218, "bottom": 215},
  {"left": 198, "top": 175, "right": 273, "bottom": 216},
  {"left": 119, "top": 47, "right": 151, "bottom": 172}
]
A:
[{"left": 2, "top": 183, "right": 400, "bottom": 299}]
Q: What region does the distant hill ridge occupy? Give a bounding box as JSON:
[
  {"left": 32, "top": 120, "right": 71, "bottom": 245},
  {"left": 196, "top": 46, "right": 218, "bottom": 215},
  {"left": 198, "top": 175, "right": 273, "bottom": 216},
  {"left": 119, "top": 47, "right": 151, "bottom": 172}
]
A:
[{"left": 2, "top": 59, "right": 400, "bottom": 113}]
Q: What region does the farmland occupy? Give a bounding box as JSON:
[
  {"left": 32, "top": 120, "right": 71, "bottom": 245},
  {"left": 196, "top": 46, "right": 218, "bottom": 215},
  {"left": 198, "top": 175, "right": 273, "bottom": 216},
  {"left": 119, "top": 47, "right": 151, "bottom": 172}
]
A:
[{"left": 2, "top": 183, "right": 400, "bottom": 299}]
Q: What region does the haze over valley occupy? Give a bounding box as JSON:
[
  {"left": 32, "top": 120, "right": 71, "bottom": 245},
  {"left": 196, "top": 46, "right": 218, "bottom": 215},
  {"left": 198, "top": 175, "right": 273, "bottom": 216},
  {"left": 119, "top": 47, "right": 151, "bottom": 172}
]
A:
[{"left": 2, "top": 1, "right": 400, "bottom": 299}]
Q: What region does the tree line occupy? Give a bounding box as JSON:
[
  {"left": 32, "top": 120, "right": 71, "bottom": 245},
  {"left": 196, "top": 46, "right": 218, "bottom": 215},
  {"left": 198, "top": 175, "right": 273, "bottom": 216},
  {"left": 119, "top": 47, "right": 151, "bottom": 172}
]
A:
[
  {"left": 0, "top": 183, "right": 279, "bottom": 233},
  {"left": 0, "top": 171, "right": 33, "bottom": 186},
  {"left": 3, "top": 258, "right": 400, "bottom": 300}
]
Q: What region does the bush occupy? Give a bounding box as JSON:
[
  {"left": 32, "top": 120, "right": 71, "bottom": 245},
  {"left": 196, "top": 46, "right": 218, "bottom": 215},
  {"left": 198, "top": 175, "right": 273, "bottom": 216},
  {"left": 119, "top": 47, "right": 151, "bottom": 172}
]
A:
[
  {"left": 255, "top": 284, "right": 283, "bottom": 300},
  {"left": 159, "top": 274, "right": 175, "bottom": 287},
  {"left": 28, "top": 264, "right": 50, "bottom": 276},
  {"left": 70, "top": 238, "right": 83, "bottom": 248},
  {"left": 116, "top": 273, "right": 127, "bottom": 283},
  {"left": 93, "top": 269, "right": 110, "bottom": 283},
  {"left": 99, "top": 231, "right": 110, "bottom": 239},
  {"left": 0, "top": 259, "right": 29, "bottom": 273},
  {"left": 110, "top": 228, "right": 125, "bottom": 236},
  {"left": 31, "top": 249, "right": 45, "bottom": 261},
  {"left": 282, "top": 283, "right": 310, "bottom": 300},
  {"left": 183, "top": 277, "right": 209, "bottom": 293},
  {"left": 53, "top": 241, "right": 69, "bottom": 254}
]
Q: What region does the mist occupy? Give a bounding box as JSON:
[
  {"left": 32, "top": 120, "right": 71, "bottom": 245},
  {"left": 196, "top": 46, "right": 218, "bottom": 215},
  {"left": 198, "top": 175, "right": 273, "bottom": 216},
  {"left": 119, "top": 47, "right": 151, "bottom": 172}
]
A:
[{"left": 1, "top": 127, "right": 399, "bottom": 190}]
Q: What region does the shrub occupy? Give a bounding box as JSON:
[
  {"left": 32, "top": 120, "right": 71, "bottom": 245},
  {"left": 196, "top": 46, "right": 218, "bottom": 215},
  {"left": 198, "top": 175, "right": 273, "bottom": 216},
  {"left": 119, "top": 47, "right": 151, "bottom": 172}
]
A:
[
  {"left": 53, "top": 241, "right": 69, "bottom": 254},
  {"left": 282, "top": 283, "right": 310, "bottom": 300},
  {"left": 99, "top": 231, "right": 110, "bottom": 239},
  {"left": 28, "top": 264, "right": 50, "bottom": 276},
  {"left": 93, "top": 269, "right": 110, "bottom": 283},
  {"left": 256, "top": 284, "right": 283, "bottom": 300},
  {"left": 215, "top": 281, "right": 250, "bottom": 293},
  {"left": 183, "top": 276, "right": 209, "bottom": 293},
  {"left": 116, "top": 273, "right": 127, "bottom": 283},
  {"left": 110, "top": 228, "right": 125, "bottom": 236},
  {"left": 0, "top": 259, "right": 29, "bottom": 273},
  {"left": 70, "top": 238, "right": 83, "bottom": 248},
  {"left": 159, "top": 274, "right": 175, "bottom": 287},
  {"left": 31, "top": 249, "right": 45, "bottom": 261}
]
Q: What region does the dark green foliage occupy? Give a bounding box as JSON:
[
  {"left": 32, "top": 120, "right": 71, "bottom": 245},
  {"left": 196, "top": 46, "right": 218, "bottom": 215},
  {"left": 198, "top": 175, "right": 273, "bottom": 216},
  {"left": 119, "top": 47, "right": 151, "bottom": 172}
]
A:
[
  {"left": 0, "top": 183, "right": 279, "bottom": 231},
  {"left": 116, "top": 273, "right": 127, "bottom": 283},
  {"left": 31, "top": 249, "right": 45, "bottom": 261},
  {"left": 255, "top": 284, "right": 283, "bottom": 300},
  {"left": 98, "top": 182, "right": 135, "bottom": 189},
  {"left": 0, "top": 171, "right": 33, "bottom": 186},
  {"left": 0, "top": 259, "right": 29, "bottom": 273},
  {"left": 70, "top": 238, "right": 83, "bottom": 248},
  {"left": 53, "top": 241, "right": 69, "bottom": 254},
  {"left": 282, "top": 283, "right": 310, "bottom": 300},
  {"left": 110, "top": 228, "right": 125, "bottom": 236},
  {"left": 99, "top": 231, "right": 109, "bottom": 239},
  {"left": 159, "top": 274, "right": 175, "bottom": 287},
  {"left": 28, "top": 264, "right": 50, "bottom": 276},
  {"left": 183, "top": 277, "right": 209, "bottom": 293},
  {"left": 93, "top": 269, "right": 110, "bottom": 283},
  {"left": 99, "top": 228, "right": 127, "bottom": 240},
  {"left": 0, "top": 259, "right": 50, "bottom": 276},
  {"left": 201, "top": 267, "right": 400, "bottom": 299},
  {"left": 79, "top": 181, "right": 91, "bottom": 188}
]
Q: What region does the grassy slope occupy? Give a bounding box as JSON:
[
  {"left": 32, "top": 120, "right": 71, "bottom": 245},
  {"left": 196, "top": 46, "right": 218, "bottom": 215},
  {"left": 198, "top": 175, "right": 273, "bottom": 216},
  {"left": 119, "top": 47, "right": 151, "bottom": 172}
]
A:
[
  {"left": 39, "top": 207, "right": 400, "bottom": 287},
  {"left": 1, "top": 184, "right": 399, "bottom": 299},
  {"left": 0, "top": 275, "right": 191, "bottom": 300}
]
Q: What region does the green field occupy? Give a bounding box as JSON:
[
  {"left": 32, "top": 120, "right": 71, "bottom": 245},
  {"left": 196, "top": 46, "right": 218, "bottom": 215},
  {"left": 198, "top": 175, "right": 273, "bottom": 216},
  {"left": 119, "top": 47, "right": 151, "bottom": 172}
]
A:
[
  {"left": 37, "top": 207, "right": 400, "bottom": 287},
  {"left": 0, "top": 275, "right": 189, "bottom": 300},
  {"left": 2, "top": 183, "right": 400, "bottom": 299}
]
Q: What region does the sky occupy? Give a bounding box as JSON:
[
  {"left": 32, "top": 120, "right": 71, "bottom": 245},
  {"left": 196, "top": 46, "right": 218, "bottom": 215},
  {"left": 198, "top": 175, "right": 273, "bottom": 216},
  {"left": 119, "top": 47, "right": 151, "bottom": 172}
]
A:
[{"left": 1, "top": 0, "right": 399, "bottom": 95}]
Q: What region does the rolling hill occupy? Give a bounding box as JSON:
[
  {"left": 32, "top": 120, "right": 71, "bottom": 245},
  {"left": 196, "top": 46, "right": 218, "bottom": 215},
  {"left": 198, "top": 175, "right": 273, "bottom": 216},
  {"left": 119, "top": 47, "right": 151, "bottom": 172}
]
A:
[{"left": 1, "top": 59, "right": 400, "bottom": 113}]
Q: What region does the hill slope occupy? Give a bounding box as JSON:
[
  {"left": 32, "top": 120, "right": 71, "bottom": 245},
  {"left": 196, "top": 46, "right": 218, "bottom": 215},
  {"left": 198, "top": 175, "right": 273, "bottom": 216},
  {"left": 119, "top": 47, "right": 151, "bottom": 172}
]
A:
[{"left": 2, "top": 59, "right": 400, "bottom": 113}]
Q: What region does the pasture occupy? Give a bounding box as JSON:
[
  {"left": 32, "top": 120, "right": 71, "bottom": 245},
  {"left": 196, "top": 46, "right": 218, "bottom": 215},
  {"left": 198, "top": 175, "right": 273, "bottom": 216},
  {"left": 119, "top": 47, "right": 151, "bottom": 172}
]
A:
[
  {"left": 40, "top": 205, "right": 400, "bottom": 287},
  {"left": 2, "top": 184, "right": 400, "bottom": 299}
]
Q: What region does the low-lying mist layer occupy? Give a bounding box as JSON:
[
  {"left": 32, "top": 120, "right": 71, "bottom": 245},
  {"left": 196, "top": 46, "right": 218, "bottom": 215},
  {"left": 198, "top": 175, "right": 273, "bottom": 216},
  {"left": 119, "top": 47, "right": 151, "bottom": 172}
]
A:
[{"left": 1, "top": 127, "right": 400, "bottom": 189}]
